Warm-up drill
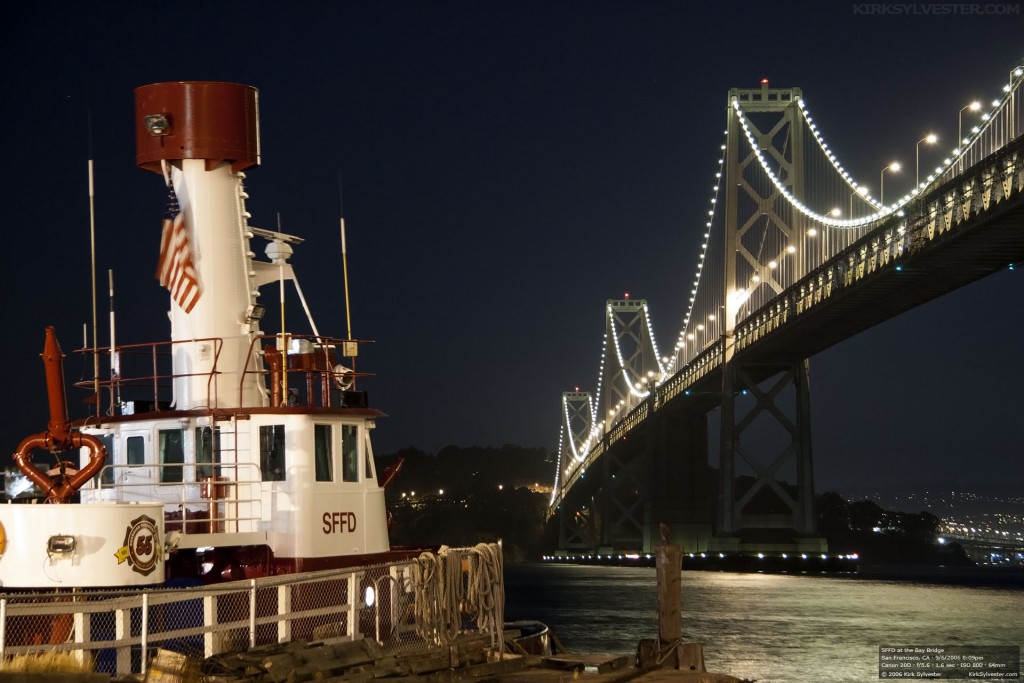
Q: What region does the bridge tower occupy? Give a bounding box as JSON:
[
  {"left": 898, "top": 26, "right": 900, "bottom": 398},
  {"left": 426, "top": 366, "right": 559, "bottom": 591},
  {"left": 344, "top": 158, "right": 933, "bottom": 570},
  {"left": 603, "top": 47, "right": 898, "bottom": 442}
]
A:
[
  {"left": 714, "top": 82, "right": 825, "bottom": 553},
  {"left": 600, "top": 299, "right": 662, "bottom": 421},
  {"left": 556, "top": 391, "right": 596, "bottom": 549},
  {"left": 594, "top": 299, "right": 666, "bottom": 550}
]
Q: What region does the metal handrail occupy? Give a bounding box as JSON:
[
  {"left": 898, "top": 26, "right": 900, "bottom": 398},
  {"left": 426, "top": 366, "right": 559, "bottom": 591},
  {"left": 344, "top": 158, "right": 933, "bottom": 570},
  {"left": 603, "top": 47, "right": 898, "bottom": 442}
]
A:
[
  {"left": 89, "top": 462, "right": 263, "bottom": 534},
  {"left": 73, "top": 337, "right": 224, "bottom": 417}
]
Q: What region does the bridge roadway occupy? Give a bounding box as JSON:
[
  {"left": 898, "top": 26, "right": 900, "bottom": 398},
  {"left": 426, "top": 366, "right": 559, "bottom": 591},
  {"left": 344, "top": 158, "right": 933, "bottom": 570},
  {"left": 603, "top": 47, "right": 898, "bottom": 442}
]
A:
[{"left": 553, "top": 135, "right": 1024, "bottom": 524}]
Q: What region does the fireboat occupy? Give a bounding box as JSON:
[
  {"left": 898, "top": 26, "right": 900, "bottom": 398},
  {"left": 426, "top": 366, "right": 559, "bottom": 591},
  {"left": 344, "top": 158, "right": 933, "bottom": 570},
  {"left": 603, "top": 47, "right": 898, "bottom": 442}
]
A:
[{"left": 2, "top": 81, "right": 414, "bottom": 590}]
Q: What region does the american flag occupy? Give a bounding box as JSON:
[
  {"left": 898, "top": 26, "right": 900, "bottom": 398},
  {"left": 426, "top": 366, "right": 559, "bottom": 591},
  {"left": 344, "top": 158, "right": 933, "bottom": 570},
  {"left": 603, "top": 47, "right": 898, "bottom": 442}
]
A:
[{"left": 156, "top": 182, "right": 202, "bottom": 313}]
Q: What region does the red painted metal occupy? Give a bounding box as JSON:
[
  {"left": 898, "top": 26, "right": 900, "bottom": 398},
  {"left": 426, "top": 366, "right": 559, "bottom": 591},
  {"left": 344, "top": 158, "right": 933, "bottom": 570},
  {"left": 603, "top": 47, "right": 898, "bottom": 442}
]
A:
[
  {"left": 378, "top": 457, "right": 404, "bottom": 489},
  {"left": 134, "top": 81, "right": 260, "bottom": 174},
  {"left": 12, "top": 327, "right": 107, "bottom": 503}
]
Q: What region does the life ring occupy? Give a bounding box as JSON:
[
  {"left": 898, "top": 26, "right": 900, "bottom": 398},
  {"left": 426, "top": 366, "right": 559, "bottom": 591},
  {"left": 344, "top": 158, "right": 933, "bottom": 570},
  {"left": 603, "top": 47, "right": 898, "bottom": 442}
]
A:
[{"left": 332, "top": 364, "right": 353, "bottom": 391}]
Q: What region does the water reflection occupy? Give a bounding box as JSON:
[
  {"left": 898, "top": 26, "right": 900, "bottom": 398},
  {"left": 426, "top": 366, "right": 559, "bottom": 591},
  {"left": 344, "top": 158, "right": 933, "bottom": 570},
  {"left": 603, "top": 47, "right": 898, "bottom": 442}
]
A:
[{"left": 504, "top": 564, "right": 1023, "bottom": 683}]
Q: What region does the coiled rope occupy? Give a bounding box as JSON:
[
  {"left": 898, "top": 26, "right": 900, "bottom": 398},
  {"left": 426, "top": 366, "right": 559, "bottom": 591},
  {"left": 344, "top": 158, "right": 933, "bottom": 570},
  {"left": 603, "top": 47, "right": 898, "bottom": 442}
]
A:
[
  {"left": 467, "top": 541, "right": 505, "bottom": 651},
  {"left": 410, "top": 541, "right": 505, "bottom": 651}
]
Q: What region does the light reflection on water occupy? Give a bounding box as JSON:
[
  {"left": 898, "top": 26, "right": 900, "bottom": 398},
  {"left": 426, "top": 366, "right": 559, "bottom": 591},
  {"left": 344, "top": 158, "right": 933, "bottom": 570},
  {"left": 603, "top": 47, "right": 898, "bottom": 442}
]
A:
[{"left": 503, "top": 564, "right": 1023, "bottom": 683}]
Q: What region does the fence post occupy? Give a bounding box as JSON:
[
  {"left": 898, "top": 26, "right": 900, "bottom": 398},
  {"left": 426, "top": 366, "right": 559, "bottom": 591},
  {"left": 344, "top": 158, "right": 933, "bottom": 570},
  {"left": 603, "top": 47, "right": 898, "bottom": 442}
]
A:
[
  {"left": 204, "top": 593, "right": 217, "bottom": 658},
  {"left": 249, "top": 579, "right": 257, "bottom": 649},
  {"left": 347, "top": 573, "right": 359, "bottom": 640},
  {"left": 277, "top": 583, "right": 291, "bottom": 644},
  {"left": 0, "top": 598, "right": 6, "bottom": 660},
  {"left": 115, "top": 607, "right": 130, "bottom": 676},
  {"left": 73, "top": 599, "right": 91, "bottom": 668},
  {"left": 141, "top": 592, "right": 149, "bottom": 676}
]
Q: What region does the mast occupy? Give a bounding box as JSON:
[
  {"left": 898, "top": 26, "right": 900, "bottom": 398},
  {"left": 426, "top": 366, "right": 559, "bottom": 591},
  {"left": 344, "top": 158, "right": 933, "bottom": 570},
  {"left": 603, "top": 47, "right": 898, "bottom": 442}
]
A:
[{"left": 134, "top": 82, "right": 263, "bottom": 410}]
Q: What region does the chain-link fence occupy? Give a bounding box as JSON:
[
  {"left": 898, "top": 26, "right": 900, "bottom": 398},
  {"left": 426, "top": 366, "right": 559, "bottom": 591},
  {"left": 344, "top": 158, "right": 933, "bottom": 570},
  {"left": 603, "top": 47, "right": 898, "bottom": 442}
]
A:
[{"left": 0, "top": 543, "right": 504, "bottom": 677}]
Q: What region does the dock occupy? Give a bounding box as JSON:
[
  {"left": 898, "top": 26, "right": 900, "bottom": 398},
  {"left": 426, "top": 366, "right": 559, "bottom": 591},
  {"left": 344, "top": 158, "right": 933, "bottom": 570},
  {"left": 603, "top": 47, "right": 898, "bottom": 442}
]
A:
[
  {"left": 135, "top": 634, "right": 746, "bottom": 683},
  {"left": 0, "top": 544, "right": 749, "bottom": 683}
]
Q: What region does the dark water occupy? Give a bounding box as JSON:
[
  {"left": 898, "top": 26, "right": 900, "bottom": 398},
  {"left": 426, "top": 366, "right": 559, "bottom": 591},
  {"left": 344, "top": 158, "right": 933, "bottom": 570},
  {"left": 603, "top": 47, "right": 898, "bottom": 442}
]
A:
[{"left": 503, "top": 564, "right": 1023, "bottom": 683}]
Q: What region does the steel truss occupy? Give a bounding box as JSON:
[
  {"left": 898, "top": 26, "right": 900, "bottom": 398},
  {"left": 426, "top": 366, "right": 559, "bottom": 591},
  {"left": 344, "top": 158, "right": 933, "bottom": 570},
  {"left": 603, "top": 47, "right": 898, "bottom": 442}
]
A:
[{"left": 717, "top": 84, "right": 821, "bottom": 549}]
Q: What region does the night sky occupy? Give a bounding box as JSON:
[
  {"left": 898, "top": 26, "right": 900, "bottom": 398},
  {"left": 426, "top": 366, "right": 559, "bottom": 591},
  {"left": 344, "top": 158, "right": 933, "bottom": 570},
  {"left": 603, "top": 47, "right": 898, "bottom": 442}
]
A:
[{"left": 2, "top": 2, "right": 1022, "bottom": 495}]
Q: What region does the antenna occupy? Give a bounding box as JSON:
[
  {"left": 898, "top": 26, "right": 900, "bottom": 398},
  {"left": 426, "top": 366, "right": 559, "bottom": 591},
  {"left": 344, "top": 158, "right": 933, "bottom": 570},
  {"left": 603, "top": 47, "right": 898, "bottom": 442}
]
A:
[
  {"left": 277, "top": 212, "right": 288, "bottom": 403},
  {"left": 88, "top": 144, "right": 100, "bottom": 413},
  {"left": 109, "top": 269, "right": 119, "bottom": 414},
  {"left": 339, "top": 170, "right": 353, "bottom": 342}
]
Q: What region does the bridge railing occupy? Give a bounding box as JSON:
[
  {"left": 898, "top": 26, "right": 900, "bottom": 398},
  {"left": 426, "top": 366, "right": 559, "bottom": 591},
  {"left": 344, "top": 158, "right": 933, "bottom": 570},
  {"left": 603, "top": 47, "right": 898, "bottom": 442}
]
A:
[{"left": 734, "top": 134, "right": 1024, "bottom": 354}]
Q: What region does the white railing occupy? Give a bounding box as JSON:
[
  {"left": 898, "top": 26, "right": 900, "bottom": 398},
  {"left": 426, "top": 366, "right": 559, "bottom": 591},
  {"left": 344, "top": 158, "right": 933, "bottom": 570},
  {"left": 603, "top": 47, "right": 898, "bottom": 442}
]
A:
[
  {"left": 88, "top": 462, "right": 263, "bottom": 536},
  {"left": 0, "top": 543, "right": 504, "bottom": 677}
]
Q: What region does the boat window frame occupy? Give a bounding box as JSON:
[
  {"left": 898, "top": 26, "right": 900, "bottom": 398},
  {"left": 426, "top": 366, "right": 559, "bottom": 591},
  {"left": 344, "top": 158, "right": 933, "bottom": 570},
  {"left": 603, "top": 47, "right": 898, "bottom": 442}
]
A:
[
  {"left": 97, "top": 433, "right": 116, "bottom": 488},
  {"left": 363, "top": 430, "right": 375, "bottom": 481},
  {"left": 341, "top": 424, "right": 359, "bottom": 483},
  {"left": 259, "top": 424, "right": 287, "bottom": 482},
  {"left": 158, "top": 428, "right": 185, "bottom": 483},
  {"left": 314, "top": 423, "right": 333, "bottom": 482},
  {"left": 195, "top": 425, "right": 221, "bottom": 480},
  {"left": 126, "top": 434, "right": 146, "bottom": 466}
]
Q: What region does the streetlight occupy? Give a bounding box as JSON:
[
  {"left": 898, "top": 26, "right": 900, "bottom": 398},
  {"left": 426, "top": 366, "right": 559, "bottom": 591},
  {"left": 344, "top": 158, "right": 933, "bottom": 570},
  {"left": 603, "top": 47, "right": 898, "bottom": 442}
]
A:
[
  {"left": 959, "top": 101, "right": 982, "bottom": 145},
  {"left": 916, "top": 133, "right": 937, "bottom": 187},
  {"left": 880, "top": 162, "right": 900, "bottom": 206},
  {"left": 849, "top": 186, "right": 869, "bottom": 217},
  {"left": 1010, "top": 67, "right": 1023, "bottom": 139},
  {"left": 958, "top": 100, "right": 982, "bottom": 172}
]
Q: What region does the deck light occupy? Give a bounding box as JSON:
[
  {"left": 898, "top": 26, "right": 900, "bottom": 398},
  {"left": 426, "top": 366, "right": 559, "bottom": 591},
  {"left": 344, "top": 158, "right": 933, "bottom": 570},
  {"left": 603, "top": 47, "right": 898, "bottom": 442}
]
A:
[{"left": 47, "top": 535, "right": 76, "bottom": 558}]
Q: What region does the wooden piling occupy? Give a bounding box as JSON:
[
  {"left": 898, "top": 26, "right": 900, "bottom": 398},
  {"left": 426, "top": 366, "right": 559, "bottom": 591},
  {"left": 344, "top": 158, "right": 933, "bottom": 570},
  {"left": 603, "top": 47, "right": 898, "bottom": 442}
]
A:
[{"left": 654, "top": 544, "right": 681, "bottom": 646}]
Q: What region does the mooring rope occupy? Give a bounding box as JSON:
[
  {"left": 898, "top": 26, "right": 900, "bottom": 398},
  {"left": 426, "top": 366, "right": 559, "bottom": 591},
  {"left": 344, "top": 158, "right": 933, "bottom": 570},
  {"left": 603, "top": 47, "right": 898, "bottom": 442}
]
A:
[
  {"left": 410, "top": 542, "right": 505, "bottom": 650},
  {"left": 467, "top": 542, "right": 505, "bottom": 652}
]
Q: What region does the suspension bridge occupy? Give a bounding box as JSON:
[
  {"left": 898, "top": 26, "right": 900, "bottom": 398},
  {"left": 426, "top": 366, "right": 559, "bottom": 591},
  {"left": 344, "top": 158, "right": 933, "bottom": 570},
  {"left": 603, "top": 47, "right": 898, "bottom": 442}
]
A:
[{"left": 549, "top": 63, "right": 1024, "bottom": 557}]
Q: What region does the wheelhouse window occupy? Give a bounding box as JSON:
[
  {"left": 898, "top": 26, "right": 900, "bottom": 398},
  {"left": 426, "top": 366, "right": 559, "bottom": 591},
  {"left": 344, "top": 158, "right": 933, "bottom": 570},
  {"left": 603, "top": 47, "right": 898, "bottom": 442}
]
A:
[
  {"left": 159, "top": 429, "right": 184, "bottom": 483},
  {"left": 342, "top": 425, "right": 359, "bottom": 482},
  {"left": 260, "top": 424, "right": 286, "bottom": 481},
  {"left": 314, "top": 424, "right": 333, "bottom": 482},
  {"left": 364, "top": 432, "right": 375, "bottom": 481},
  {"left": 126, "top": 435, "right": 145, "bottom": 466},
  {"left": 195, "top": 426, "right": 221, "bottom": 480},
  {"left": 97, "top": 434, "right": 115, "bottom": 488}
]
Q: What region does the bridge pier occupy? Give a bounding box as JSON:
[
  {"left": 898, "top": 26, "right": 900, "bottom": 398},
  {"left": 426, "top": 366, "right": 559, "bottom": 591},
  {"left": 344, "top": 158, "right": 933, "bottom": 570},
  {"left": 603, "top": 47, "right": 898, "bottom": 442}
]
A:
[
  {"left": 557, "top": 492, "right": 596, "bottom": 550},
  {"left": 709, "top": 358, "right": 826, "bottom": 554},
  {"left": 641, "top": 409, "right": 714, "bottom": 553}
]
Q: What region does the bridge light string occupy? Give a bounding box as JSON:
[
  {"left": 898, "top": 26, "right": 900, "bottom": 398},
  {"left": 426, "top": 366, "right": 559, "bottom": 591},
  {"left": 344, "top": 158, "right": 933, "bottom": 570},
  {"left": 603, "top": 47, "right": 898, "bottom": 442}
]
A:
[
  {"left": 729, "top": 62, "right": 1023, "bottom": 350},
  {"left": 550, "top": 62, "right": 1024, "bottom": 513},
  {"left": 674, "top": 132, "right": 729, "bottom": 368},
  {"left": 587, "top": 333, "right": 609, "bottom": 444},
  {"left": 735, "top": 100, "right": 904, "bottom": 228},
  {"left": 686, "top": 59, "right": 1024, "bottom": 366},
  {"left": 555, "top": 390, "right": 604, "bottom": 501},
  {"left": 553, "top": 408, "right": 567, "bottom": 503},
  {"left": 608, "top": 303, "right": 655, "bottom": 400},
  {"left": 737, "top": 64, "right": 1024, "bottom": 233}
]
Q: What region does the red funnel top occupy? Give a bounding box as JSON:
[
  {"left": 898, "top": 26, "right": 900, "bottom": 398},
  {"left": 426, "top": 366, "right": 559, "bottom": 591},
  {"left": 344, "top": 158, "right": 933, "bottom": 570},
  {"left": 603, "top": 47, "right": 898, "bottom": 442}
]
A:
[{"left": 135, "top": 81, "right": 260, "bottom": 174}]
